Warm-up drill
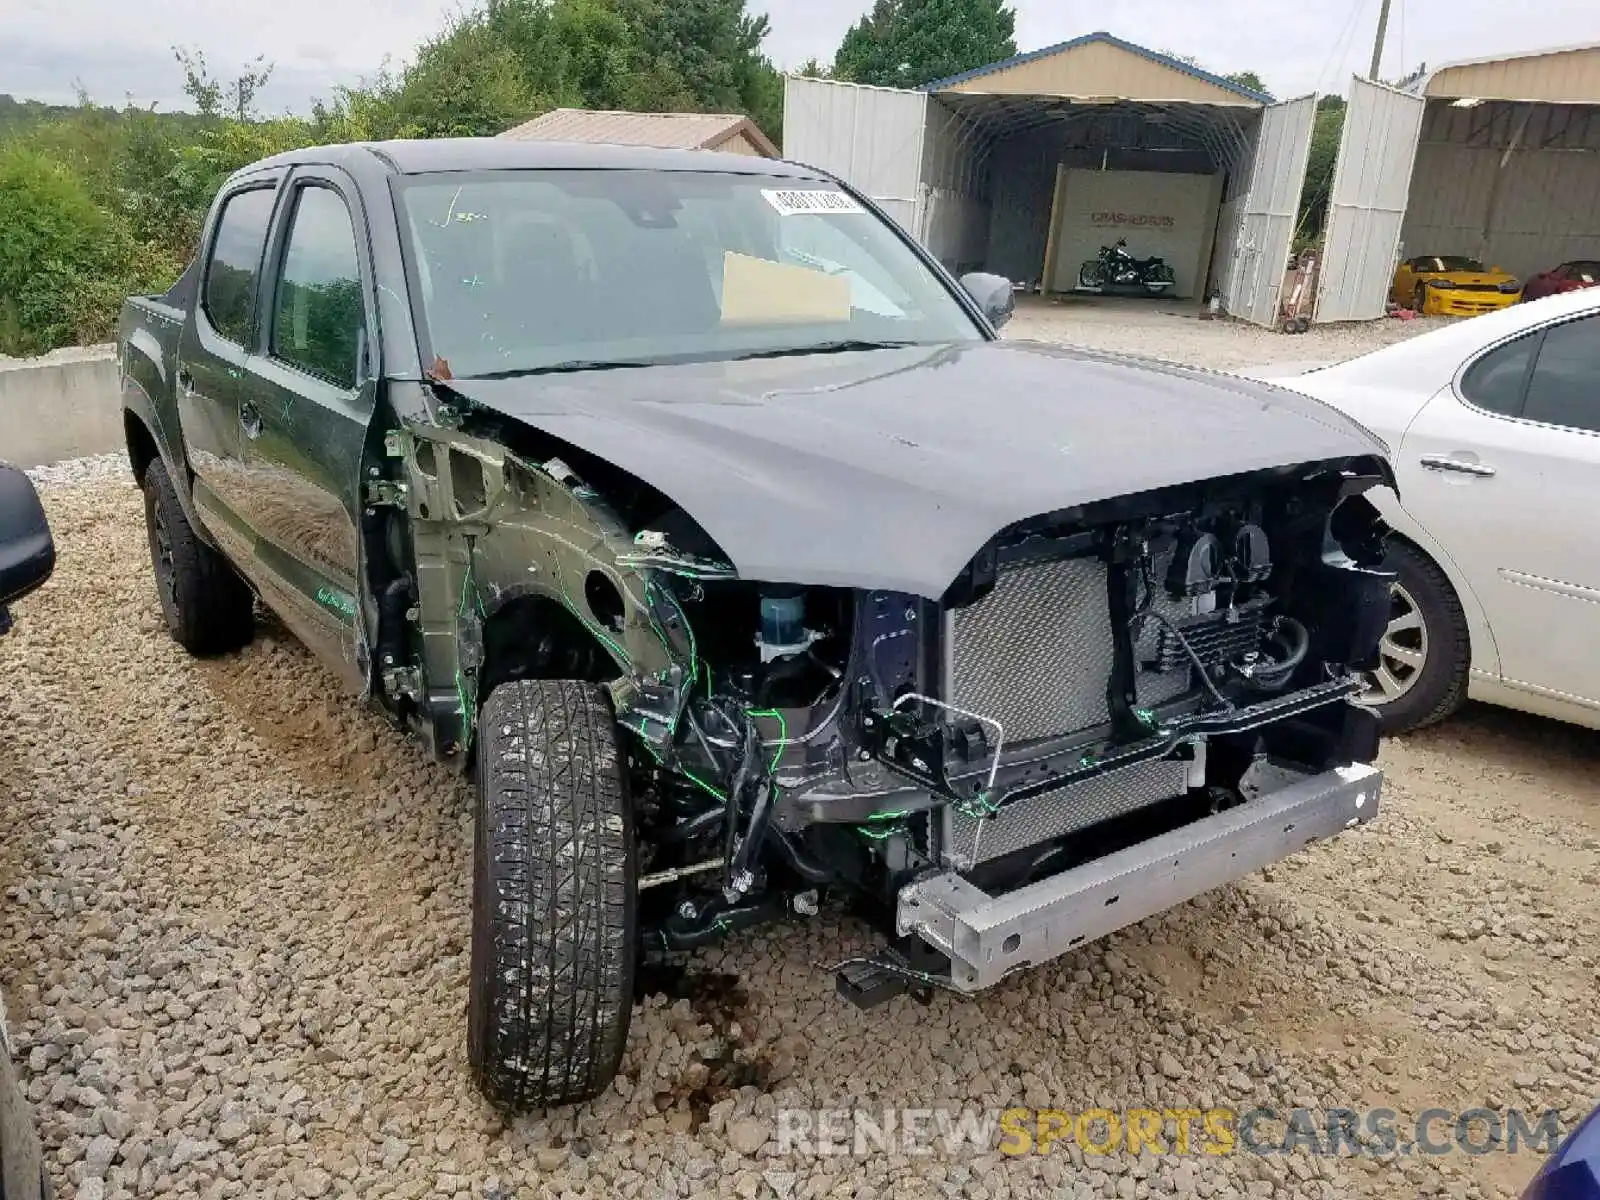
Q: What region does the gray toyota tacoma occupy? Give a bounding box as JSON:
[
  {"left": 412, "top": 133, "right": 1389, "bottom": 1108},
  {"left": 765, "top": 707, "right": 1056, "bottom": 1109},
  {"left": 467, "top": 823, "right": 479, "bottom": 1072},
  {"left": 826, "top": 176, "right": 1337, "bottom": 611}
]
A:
[{"left": 118, "top": 138, "right": 1392, "bottom": 1111}]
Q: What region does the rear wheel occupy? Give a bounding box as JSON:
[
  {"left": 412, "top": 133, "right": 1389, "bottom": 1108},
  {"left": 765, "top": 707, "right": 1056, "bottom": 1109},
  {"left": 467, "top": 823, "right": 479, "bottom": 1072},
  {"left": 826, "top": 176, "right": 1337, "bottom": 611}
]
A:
[
  {"left": 468, "top": 679, "right": 635, "bottom": 1111},
  {"left": 1355, "top": 540, "right": 1470, "bottom": 734},
  {"left": 141, "top": 458, "right": 253, "bottom": 655}
]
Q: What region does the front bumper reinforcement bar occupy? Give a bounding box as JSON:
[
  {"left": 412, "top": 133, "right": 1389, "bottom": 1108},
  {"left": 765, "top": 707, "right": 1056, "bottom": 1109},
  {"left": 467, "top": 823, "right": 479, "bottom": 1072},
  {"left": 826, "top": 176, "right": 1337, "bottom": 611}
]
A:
[{"left": 896, "top": 762, "right": 1381, "bottom": 991}]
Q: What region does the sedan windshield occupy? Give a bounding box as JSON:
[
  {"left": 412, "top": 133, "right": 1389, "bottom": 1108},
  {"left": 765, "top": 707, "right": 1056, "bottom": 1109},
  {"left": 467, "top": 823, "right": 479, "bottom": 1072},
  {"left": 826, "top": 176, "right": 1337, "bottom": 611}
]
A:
[{"left": 395, "top": 170, "right": 984, "bottom": 378}]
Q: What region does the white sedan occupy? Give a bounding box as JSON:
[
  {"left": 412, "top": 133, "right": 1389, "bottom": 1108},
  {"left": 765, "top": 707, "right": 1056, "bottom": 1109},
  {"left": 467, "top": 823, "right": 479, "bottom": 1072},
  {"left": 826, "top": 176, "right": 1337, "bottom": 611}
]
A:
[{"left": 1261, "top": 289, "right": 1600, "bottom": 734}]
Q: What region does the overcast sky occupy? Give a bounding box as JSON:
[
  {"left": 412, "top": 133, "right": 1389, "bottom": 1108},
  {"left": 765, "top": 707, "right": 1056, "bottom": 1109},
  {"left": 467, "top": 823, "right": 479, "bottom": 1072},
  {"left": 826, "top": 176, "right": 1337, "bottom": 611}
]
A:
[{"left": 6, "top": 0, "right": 1600, "bottom": 113}]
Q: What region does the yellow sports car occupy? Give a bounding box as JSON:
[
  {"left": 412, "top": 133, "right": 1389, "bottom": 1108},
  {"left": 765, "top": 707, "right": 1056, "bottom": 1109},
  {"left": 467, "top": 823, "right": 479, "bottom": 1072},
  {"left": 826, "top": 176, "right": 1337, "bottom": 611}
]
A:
[{"left": 1392, "top": 255, "right": 1522, "bottom": 316}]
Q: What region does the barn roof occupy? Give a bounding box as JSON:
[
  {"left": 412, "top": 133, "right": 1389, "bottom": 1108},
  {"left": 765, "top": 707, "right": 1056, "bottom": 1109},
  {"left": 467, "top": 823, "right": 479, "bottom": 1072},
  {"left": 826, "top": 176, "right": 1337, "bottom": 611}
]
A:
[{"left": 500, "top": 108, "right": 778, "bottom": 156}]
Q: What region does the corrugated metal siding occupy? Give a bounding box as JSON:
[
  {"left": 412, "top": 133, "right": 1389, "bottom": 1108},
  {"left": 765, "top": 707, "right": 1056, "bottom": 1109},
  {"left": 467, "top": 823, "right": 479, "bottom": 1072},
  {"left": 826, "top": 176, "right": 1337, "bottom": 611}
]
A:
[
  {"left": 1222, "top": 96, "right": 1316, "bottom": 325},
  {"left": 942, "top": 40, "right": 1258, "bottom": 105},
  {"left": 919, "top": 101, "right": 988, "bottom": 270},
  {"left": 1427, "top": 47, "right": 1600, "bottom": 104},
  {"left": 1401, "top": 102, "right": 1600, "bottom": 278},
  {"left": 781, "top": 77, "right": 929, "bottom": 233},
  {"left": 1314, "top": 79, "right": 1426, "bottom": 323}
]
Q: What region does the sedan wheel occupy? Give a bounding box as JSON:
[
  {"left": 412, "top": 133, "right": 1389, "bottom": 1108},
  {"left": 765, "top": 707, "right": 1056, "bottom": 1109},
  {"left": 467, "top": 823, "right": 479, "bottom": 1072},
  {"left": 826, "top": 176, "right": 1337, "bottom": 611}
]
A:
[
  {"left": 1354, "top": 540, "right": 1471, "bottom": 735},
  {"left": 1361, "top": 582, "right": 1428, "bottom": 703}
]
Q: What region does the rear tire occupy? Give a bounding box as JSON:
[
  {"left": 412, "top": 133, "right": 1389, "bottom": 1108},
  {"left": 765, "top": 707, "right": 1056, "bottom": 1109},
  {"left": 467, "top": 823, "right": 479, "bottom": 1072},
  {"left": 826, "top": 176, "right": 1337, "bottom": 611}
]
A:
[
  {"left": 141, "top": 457, "right": 254, "bottom": 655},
  {"left": 468, "top": 679, "right": 635, "bottom": 1111},
  {"left": 1358, "top": 540, "right": 1471, "bottom": 735}
]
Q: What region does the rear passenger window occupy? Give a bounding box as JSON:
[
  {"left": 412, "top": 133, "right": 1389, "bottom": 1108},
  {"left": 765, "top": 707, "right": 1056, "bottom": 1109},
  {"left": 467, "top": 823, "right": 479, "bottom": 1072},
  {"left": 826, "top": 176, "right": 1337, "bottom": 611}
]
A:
[
  {"left": 1459, "top": 333, "right": 1536, "bottom": 416},
  {"left": 271, "top": 186, "right": 364, "bottom": 389},
  {"left": 203, "top": 188, "right": 276, "bottom": 346},
  {"left": 1523, "top": 316, "right": 1600, "bottom": 432}
]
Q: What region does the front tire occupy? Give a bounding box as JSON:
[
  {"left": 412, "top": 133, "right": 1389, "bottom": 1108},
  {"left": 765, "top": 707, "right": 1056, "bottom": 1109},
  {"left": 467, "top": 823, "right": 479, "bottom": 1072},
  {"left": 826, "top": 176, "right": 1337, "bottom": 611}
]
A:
[
  {"left": 141, "top": 457, "right": 254, "bottom": 655},
  {"left": 468, "top": 679, "right": 635, "bottom": 1111},
  {"left": 1413, "top": 283, "right": 1430, "bottom": 315},
  {"left": 1357, "top": 540, "right": 1471, "bottom": 735}
]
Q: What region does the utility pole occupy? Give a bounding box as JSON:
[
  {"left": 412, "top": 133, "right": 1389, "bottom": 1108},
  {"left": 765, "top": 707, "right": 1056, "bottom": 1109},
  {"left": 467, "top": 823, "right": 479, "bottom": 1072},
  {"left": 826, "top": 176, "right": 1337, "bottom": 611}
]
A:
[{"left": 1369, "top": 0, "right": 1392, "bottom": 80}]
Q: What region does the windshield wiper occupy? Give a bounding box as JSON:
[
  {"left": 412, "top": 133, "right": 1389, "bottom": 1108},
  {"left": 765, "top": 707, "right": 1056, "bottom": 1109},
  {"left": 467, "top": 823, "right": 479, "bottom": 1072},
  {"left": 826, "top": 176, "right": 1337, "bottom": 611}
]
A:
[
  {"left": 463, "top": 359, "right": 658, "bottom": 381},
  {"left": 731, "top": 339, "right": 920, "bottom": 361}
]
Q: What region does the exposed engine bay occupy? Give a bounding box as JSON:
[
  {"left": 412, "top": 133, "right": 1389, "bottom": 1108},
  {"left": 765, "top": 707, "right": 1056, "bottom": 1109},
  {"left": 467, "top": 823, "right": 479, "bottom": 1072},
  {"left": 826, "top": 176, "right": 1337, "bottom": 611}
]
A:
[{"left": 375, "top": 406, "right": 1390, "bottom": 1000}]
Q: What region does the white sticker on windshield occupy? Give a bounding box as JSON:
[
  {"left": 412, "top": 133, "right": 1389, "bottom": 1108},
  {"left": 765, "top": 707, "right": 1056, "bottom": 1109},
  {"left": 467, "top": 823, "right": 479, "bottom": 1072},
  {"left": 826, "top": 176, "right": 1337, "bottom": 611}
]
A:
[{"left": 762, "top": 188, "right": 866, "bottom": 216}]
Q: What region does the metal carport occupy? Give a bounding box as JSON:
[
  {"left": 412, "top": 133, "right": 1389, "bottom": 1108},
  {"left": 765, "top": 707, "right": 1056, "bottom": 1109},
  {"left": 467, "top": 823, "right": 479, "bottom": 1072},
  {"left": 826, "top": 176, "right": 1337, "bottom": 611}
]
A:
[
  {"left": 1316, "top": 44, "right": 1600, "bottom": 322},
  {"left": 783, "top": 33, "right": 1319, "bottom": 328}
]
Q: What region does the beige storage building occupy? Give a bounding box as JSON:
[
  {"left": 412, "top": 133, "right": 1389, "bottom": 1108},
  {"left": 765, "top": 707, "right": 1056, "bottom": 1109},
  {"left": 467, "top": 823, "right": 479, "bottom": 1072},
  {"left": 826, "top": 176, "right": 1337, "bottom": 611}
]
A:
[
  {"left": 784, "top": 32, "right": 1318, "bottom": 326},
  {"left": 500, "top": 109, "right": 777, "bottom": 158}
]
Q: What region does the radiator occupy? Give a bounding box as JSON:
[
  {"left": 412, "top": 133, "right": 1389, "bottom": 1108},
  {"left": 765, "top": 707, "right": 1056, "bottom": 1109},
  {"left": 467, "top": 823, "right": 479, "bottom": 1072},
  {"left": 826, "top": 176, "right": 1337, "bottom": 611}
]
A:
[
  {"left": 942, "top": 757, "right": 1191, "bottom": 866},
  {"left": 945, "top": 554, "right": 1197, "bottom": 744}
]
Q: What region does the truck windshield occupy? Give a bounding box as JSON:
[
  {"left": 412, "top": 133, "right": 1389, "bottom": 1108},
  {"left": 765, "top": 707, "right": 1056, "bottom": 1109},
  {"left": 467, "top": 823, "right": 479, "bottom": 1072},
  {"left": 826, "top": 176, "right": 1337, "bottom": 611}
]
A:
[{"left": 394, "top": 169, "right": 984, "bottom": 378}]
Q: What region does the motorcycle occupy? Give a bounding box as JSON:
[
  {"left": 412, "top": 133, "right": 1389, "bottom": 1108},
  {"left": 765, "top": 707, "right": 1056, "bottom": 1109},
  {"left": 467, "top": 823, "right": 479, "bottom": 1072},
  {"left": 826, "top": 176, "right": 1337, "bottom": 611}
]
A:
[{"left": 1077, "top": 238, "right": 1177, "bottom": 295}]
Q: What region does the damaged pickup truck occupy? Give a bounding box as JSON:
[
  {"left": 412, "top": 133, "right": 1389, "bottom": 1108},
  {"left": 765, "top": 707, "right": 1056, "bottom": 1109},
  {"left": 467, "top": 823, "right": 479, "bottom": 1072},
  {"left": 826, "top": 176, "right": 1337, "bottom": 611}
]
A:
[{"left": 119, "top": 138, "right": 1393, "bottom": 1111}]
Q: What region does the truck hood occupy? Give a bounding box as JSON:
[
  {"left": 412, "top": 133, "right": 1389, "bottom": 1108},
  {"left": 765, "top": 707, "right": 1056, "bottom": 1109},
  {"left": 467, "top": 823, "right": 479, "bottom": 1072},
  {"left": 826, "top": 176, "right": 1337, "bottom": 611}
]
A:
[{"left": 444, "top": 340, "right": 1388, "bottom": 598}]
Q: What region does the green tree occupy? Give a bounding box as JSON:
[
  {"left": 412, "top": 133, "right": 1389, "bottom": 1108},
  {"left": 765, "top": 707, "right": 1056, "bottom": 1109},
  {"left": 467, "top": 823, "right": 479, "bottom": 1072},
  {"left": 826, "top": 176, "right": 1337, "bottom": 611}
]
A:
[
  {"left": 390, "top": 9, "right": 542, "bottom": 137},
  {"left": 0, "top": 146, "right": 144, "bottom": 353},
  {"left": 1297, "top": 95, "right": 1347, "bottom": 242},
  {"left": 1223, "top": 70, "right": 1266, "bottom": 94},
  {"left": 833, "top": 0, "right": 1017, "bottom": 89}
]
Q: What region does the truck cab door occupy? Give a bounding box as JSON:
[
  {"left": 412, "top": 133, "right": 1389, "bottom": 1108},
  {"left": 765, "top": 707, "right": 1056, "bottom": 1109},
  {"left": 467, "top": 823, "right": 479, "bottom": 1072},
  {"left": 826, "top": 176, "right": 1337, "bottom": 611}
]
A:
[
  {"left": 176, "top": 178, "right": 283, "bottom": 564},
  {"left": 231, "top": 167, "right": 379, "bottom": 688}
]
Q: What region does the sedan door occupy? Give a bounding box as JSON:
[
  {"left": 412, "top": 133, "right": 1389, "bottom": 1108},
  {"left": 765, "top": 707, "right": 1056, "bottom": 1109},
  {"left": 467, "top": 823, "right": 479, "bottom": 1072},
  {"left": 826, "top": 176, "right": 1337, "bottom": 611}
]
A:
[
  {"left": 1397, "top": 313, "right": 1600, "bottom": 705},
  {"left": 231, "top": 167, "right": 379, "bottom": 688}
]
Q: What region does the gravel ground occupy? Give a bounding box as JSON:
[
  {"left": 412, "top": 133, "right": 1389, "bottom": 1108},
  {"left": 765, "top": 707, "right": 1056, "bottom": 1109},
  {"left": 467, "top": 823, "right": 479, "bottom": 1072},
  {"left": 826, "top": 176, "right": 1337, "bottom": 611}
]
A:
[
  {"left": 3, "top": 319, "right": 1595, "bottom": 1200},
  {"left": 1004, "top": 296, "right": 1439, "bottom": 371}
]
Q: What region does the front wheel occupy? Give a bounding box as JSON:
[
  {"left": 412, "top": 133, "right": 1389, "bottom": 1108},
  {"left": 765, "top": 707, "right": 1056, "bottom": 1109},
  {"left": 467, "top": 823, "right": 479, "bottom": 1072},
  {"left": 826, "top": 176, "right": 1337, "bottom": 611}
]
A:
[
  {"left": 1413, "top": 283, "right": 1430, "bottom": 314},
  {"left": 1078, "top": 260, "right": 1107, "bottom": 291},
  {"left": 1354, "top": 540, "right": 1471, "bottom": 735},
  {"left": 468, "top": 679, "right": 636, "bottom": 1111}
]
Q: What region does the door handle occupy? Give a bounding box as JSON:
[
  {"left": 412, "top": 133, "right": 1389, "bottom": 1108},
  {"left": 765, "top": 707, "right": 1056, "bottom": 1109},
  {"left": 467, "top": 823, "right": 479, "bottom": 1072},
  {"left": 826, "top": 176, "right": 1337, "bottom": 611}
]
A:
[
  {"left": 240, "top": 402, "right": 264, "bottom": 440},
  {"left": 1419, "top": 454, "right": 1495, "bottom": 478}
]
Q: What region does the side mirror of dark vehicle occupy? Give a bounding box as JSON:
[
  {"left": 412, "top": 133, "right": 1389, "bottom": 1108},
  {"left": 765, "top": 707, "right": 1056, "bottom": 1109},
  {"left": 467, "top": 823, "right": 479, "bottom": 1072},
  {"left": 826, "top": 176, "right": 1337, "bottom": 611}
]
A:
[
  {"left": 0, "top": 464, "right": 55, "bottom": 629},
  {"left": 959, "top": 272, "right": 1014, "bottom": 330}
]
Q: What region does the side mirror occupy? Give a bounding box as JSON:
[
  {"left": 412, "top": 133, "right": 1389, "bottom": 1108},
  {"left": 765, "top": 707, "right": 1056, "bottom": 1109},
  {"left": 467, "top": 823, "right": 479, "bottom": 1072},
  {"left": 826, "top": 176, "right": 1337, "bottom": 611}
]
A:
[
  {"left": 0, "top": 464, "right": 56, "bottom": 615},
  {"left": 959, "top": 271, "right": 1014, "bottom": 330}
]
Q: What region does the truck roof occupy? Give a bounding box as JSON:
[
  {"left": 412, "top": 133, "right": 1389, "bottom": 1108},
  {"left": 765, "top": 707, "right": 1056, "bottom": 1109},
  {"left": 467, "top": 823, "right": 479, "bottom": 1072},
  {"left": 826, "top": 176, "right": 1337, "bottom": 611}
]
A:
[{"left": 249, "top": 137, "right": 824, "bottom": 179}]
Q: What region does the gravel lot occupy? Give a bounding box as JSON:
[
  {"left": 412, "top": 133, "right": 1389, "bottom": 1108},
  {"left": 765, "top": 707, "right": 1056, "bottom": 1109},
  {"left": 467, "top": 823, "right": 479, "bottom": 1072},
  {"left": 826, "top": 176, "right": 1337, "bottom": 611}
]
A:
[
  {"left": 3, "top": 316, "right": 1596, "bottom": 1200},
  {"left": 1005, "top": 296, "right": 1441, "bottom": 371}
]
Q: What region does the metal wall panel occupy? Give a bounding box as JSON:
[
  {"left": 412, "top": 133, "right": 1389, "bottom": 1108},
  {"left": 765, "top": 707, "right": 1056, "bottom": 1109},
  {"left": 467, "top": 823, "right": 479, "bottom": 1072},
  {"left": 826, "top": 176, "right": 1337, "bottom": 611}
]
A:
[
  {"left": 1221, "top": 95, "right": 1316, "bottom": 326},
  {"left": 1314, "top": 78, "right": 1426, "bottom": 323},
  {"left": 920, "top": 100, "right": 989, "bottom": 269},
  {"left": 942, "top": 38, "right": 1258, "bottom": 106},
  {"left": 1426, "top": 47, "right": 1600, "bottom": 105},
  {"left": 1401, "top": 102, "right": 1600, "bottom": 278},
  {"left": 781, "top": 76, "right": 929, "bottom": 235}
]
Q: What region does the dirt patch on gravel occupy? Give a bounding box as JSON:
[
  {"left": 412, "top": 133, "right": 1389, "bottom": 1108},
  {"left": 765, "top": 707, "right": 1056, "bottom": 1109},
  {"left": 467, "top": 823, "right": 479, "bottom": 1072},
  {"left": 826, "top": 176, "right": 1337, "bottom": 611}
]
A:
[{"left": 2, "top": 477, "right": 1596, "bottom": 1200}]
